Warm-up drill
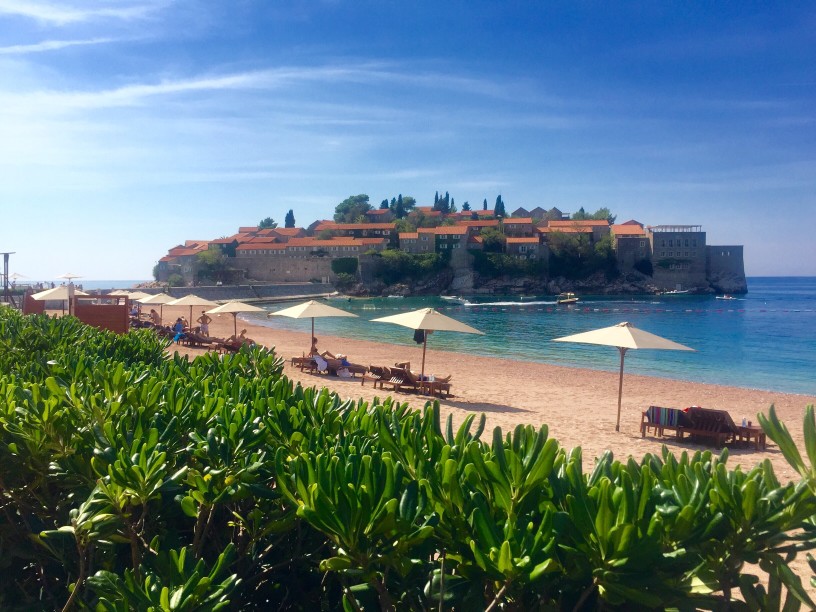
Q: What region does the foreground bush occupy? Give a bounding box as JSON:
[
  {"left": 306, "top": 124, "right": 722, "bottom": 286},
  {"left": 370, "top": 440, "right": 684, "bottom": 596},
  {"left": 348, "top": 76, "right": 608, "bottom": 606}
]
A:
[{"left": 1, "top": 309, "right": 815, "bottom": 610}]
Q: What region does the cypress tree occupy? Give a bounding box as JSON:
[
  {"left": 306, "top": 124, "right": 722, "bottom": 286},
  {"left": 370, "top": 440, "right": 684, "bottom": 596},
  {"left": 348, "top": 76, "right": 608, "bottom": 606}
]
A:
[{"left": 284, "top": 209, "right": 295, "bottom": 228}]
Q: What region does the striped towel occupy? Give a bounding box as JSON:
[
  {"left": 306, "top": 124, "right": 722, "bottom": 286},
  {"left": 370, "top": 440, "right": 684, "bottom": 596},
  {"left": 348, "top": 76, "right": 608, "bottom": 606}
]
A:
[{"left": 646, "top": 406, "right": 682, "bottom": 426}]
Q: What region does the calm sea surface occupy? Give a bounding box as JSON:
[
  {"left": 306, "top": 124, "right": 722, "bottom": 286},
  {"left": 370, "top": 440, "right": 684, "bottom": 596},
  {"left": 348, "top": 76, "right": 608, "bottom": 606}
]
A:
[{"left": 245, "top": 277, "right": 816, "bottom": 396}]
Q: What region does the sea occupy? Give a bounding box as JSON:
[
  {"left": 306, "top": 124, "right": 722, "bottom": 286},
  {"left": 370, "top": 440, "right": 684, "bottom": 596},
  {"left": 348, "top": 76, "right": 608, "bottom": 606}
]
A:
[{"left": 242, "top": 277, "right": 816, "bottom": 396}]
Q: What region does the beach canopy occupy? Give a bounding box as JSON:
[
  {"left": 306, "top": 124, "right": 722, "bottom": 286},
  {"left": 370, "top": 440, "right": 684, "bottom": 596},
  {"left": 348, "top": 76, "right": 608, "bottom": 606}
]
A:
[
  {"left": 553, "top": 321, "right": 694, "bottom": 432},
  {"left": 126, "top": 291, "right": 152, "bottom": 301},
  {"left": 9, "top": 272, "right": 27, "bottom": 281},
  {"left": 55, "top": 272, "right": 83, "bottom": 281},
  {"left": 206, "top": 301, "right": 266, "bottom": 337},
  {"left": 167, "top": 294, "right": 219, "bottom": 328},
  {"left": 31, "top": 285, "right": 89, "bottom": 315},
  {"left": 137, "top": 293, "right": 175, "bottom": 305},
  {"left": 31, "top": 286, "right": 88, "bottom": 301},
  {"left": 108, "top": 289, "right": 131, "bottom": 296},
  {"left": 372, "top": 307, "right": 483, "bottom": 381},
  {"left": 267, "top": 299, "right": 357, "bottom": 351},
  {"left": 137, "top": 293, "right": 175, "bottom": 323}
]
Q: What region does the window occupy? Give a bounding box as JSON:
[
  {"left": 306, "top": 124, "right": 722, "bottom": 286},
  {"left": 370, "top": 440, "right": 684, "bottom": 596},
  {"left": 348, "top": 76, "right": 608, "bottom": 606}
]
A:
[
  {"left": 661, "top": 240, "right": 666, "bottom": 247},
  {"left": 685, "top": 252, "right": 689, "bottom": 257},
  {"left": 684, "top": 239, "right": 689, "bottom": 247},
  {"left": 668, "top": 239, "right": 673, "bottom": 247},
  {"left": 519, "top": 245, "right": 527, "bottom": 253},
  {"left": 639, "top": 240, "right": 645, "bottom": 247},
  {"left": 661, "top": 251, "right": 665, "bottom": 257},
  {"left": 421, "top": 235, "right": 428, "bottom": 241},
  {"left": 692, "top": 239, "right": 697, "bottom": 247}
]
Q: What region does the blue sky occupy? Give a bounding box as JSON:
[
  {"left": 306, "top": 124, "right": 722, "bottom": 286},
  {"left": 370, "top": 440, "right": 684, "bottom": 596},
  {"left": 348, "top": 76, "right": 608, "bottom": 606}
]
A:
[{"left": 0, "top": 1, "right": 814, "bottom": 280}]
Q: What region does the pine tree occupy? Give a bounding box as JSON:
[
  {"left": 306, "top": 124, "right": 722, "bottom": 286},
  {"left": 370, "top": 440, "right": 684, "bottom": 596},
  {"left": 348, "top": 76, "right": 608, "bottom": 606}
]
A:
[
  {"left": 395, "top": 194, "right": 405, "bottom": 219},
  {"left": 494, "top": 195, "right": 506, "bottom": 218},
  {"left": 434, "top": 191, "right": 439, "bottom": 205},
  {"left": 380, "top": 199, "right": 389, "bottom": 209},
  {"left": 284, "top": 209, "right": 295, "bottom": 228},
  {"left": 462, "top": 201, "right": 471, "bottom": 211}
]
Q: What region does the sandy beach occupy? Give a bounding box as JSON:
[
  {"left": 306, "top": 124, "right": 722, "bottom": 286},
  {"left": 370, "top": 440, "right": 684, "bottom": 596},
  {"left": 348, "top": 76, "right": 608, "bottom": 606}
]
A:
[{"left": 162, "top": 305, "right": 816, "bottom": 485}]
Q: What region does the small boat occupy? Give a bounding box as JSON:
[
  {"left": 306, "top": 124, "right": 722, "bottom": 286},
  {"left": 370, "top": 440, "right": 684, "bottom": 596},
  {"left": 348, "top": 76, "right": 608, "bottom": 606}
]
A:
[
  {"left": 660, "top": 289, "right": 690, "bottom": 296},
  {"left": 715, "top": 294, "right": 737, "bottom": 300},
  {"left": 556, "top": 292, "right": 579, "bottom": 305}
]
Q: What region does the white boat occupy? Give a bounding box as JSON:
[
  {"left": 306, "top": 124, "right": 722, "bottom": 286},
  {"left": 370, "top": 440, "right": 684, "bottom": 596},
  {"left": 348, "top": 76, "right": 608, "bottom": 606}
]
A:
[
  {"left": 660, "top": 289, "right": 690, "bottom": 296},
  {"left": 556, "top": 292, "right": 579, "bottom": 304},
  {"left": 715, "top": 294, "right": 737, "bottom": 300}
]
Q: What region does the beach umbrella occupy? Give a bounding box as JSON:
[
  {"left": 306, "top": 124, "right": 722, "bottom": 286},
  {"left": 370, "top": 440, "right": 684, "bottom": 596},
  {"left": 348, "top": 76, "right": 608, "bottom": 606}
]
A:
[
  {"left": 206, "top": 301, "right": 266, "bottom": 337},
  {"left": 553, "top": 321, "right": 694, "bottom": 432},
  {"left": 267, "top": 299, "right": 357, "bottom": 352},
  {"left": 31, "top": 286, "right": 89, "bottom": 314},
  {"left": 31, "top": 286, "right": 89, "bottom": 301},
  {"left": 108, "top": 289, "right": 131, "bottom": 296},
  {"left": 56, "top": 272, "right": 82, "bottom": 281},
  {"left": 167, "top": 294, "right": 218, "bottom": 328},
  {"left": 9, "top": 272, "right": 27, "bottom": 281},
  {"left": 371, "top": 307, "right": 484, "bottom": 382},
  {"left": 138, "top": 293, "right": 175, "bottom": 322},
  {"left": 127, "top": 291, "right": 151, "bottom": 301}
]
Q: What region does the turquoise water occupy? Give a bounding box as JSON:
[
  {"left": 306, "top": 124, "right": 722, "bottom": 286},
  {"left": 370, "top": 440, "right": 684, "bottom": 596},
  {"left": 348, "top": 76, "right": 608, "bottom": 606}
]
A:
[
  {"left": 246, "top": 277, "right": 816, "bottom": 396},
  {"left": 79, "top": 280, "right": 150, "bottom": 290}
]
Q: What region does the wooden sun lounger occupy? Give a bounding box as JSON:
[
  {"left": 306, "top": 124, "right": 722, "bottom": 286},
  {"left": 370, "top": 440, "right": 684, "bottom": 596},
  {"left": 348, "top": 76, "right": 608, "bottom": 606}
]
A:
[
  {"left": 642, "top": 406, "right": 758, "bottom": 449},
  {"left": 361, "top": 365, "right": 386, "bottom": 388}
]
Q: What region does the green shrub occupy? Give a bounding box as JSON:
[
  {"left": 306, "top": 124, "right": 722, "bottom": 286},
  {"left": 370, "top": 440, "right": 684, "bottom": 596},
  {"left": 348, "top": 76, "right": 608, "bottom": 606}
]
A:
[
  {"left": 331, "top": 257, "right": 359, "bottom": 275},
  {"left": 1, "top": 307, "right": 815, "bottom": 610},
  {"left": 471, "top": 250, "right": 546, "bottom": 278},
  {"left": 373, "top": 249, "right": 447, "bottom": 284}
]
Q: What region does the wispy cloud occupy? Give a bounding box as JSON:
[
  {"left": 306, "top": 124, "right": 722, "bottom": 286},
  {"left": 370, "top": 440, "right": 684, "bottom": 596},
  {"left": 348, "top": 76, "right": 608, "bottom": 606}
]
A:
[
  {"left": 0, "top": 0, "right": 164, "bottom": 25},
  {"left": 0, "top": 37, "right": 116, "bottom": 55}
]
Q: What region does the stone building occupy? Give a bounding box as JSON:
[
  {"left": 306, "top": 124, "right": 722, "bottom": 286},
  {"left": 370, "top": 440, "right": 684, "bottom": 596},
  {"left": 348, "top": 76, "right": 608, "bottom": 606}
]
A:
[{"left": 648, "top": 225, "right": 707, "bottom": 290}]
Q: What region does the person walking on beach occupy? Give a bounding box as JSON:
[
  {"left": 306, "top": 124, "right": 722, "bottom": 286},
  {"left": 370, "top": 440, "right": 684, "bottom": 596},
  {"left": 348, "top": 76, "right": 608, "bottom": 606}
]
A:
[{"left": 197, "top": 310, "right": 212, "bottom": 336}]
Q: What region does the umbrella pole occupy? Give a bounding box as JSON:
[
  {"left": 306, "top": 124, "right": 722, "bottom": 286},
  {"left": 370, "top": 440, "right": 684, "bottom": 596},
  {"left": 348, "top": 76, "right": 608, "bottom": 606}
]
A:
[
  {"left": 420, "top": 334, "right": 427, "bottom": 382},
  {"left": 233, "top": 313, "right": 238, "bottom": 337},
  {"left": 311, "top": 317, "right": 315, "bottom": 353},
  {"left": 616, "top": 347, "right": 627, "bottom": 432}
]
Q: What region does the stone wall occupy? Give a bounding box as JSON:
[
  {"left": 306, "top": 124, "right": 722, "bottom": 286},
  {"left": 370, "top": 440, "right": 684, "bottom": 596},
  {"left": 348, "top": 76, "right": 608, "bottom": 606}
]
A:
[
  {"left": 140, "top": 283, "right": 332, "bottom": 302},
  {"left": 706, "top": 245, "right": 747, "bottom": 293},
  {"left": 238, "top": 255, "right": 337, "bottom": 283}
]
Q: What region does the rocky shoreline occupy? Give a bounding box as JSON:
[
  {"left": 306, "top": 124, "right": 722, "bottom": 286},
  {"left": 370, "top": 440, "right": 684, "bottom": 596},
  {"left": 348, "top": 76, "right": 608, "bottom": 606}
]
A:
[{"left": 344, "top": 269, "right": 748, "bottom": 298}]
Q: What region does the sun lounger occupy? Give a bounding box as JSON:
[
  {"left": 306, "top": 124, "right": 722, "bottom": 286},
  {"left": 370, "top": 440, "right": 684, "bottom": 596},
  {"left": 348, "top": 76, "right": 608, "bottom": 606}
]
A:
[
  {"left": 181, "top": 331, "right": 217, "bottom": 348},
  {"left": 641, "top": 406, "right": 693, "bottom": 438},
  {"left": 642, "top": 406, "right": 747, "bottom": 449},
  {"left": 361, "top": 365, "right": 386, "bottom": 388},
  {"left": 682, "top": 407, "right": 739, "bottom": 448},
  {"left": 376, "top": 366, "right": 415, "bottom": 394}
]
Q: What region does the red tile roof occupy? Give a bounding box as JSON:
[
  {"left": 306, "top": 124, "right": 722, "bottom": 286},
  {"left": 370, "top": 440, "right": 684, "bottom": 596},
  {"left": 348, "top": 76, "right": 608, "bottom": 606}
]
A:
[
  {"left": 367, "top": 209, "right": 392, "bottom": 215},
  {"left": 271, "top": 227, "right": 306, "bottom": 236},
  {"left": 539, "top": 226, "right": 593, "bottom": 234},
  {"left": 503, "top": 218, "right": 534, "bottom": 225},
  {"left": 506, "top": 237, "right": 541, "bottom": 244},
  {"left": 399, "top": 232, "right": 419, "bottom": 239},
  {"left": 236, "top": 243, "right": 286, "bottom": 251},
  {"left": 548, "top": 219, "right": 610, "bottom": 228},
  {"left": 456, "top": 219, "right": 500, "bottom": 228},
  {"left": 611, "top": 224, "right": 646, "bottom": 236},
  {"left": 167, "top": 247, "right": 199, "bottom": 257},
  {"left": 418, "top": 226, "right": 469, "bottom": 235},
  {"left": 313, "top": 222, "right": 396, "bottom": 231}
]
